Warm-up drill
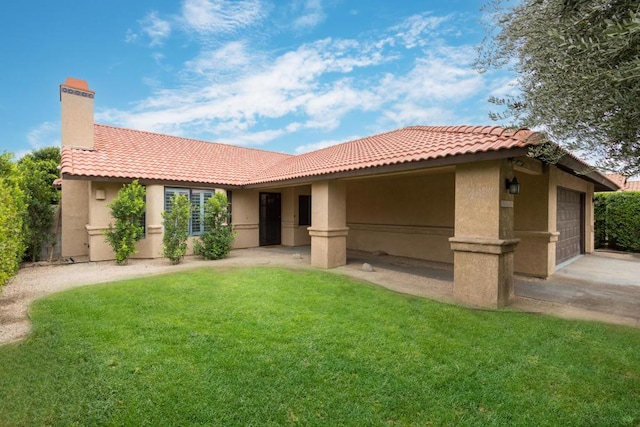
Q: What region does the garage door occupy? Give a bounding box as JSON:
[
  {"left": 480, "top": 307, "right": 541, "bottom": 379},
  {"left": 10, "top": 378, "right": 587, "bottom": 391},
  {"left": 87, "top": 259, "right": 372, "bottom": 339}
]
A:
[{"left": 556, "top": 187, "right": 584, "bottom": 265}]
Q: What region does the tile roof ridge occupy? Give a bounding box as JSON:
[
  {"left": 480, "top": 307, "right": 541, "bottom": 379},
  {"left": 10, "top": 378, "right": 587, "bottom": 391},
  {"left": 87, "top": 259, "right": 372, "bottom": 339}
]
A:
[
  {"left": 93, "top": 123, "right": 293, "bottom": 157},
  {"left": 403, "top": 124, "right": 535, "bottom": 139}
]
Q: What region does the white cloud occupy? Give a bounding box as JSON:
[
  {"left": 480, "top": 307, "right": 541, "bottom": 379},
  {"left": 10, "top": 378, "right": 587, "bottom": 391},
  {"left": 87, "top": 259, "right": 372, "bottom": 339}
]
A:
[
  {"left": 488, "top": 76, "right": 519, "bottom": 99},
  {"left": 124, "top": 29, "right": 138, "bottom": 44},
  {"left": 101, "top": 37, "right": 389, "bottom": 141},
  {"left": 140, "top": 11, "right": 172, "bottom": 46},
  {"left": 303, "top": 79, "right": 379, "bottom": 130},
  {"left": 27, "top": 122, "right": 60, "bottom": 150},
  {"left": 373, "top": 46, "right": 485, "bottom": 127},
  {"left": 180, "top": 0, "right": 265, "bottom": 35},
  {"left": 15, "top": 121, "right": 60, "bottom": 160},
  {"left": 292, "top": 0, "right": 325, "bottom": 30},
  {"left": 185, "top": 41, "right": 254, "bottom": 76},
  {"left": 105, "top": 10, "right": 496, "bottom": 148},
  {"left": 382, "top": 104, "right": 453, "bottom": 127},
  {"left": 391, "top": 12, "right": 451, "bottom": 48}
]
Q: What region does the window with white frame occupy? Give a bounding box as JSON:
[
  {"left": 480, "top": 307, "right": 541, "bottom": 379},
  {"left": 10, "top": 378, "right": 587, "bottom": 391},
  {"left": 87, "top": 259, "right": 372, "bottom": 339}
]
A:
[{"left": 164, "top": 187, "right": 214, "bottom": 235}]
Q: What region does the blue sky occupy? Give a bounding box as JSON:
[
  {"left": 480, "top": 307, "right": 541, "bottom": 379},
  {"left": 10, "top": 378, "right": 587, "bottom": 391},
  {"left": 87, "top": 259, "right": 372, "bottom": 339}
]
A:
[{"left": 0, "top": 0, "right": 515, "bottom": 157}]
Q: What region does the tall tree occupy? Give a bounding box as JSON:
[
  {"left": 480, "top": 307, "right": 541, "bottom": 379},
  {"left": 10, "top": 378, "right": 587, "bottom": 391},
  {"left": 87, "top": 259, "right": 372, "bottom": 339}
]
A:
[
  {"left": 477, "top": 0, "right": 640, "bottom": 175},
  {"left": 17, "top": 147, "right": 61, "bottom": 261}
]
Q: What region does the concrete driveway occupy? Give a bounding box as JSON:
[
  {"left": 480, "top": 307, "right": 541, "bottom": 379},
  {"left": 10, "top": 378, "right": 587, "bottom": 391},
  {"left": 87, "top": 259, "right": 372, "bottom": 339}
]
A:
[
  {"left": 344, "top": 248, "right": 640, "bottom": 327},
  {"left": 515, "top": 252, "right": 640, "bottom": 324}
]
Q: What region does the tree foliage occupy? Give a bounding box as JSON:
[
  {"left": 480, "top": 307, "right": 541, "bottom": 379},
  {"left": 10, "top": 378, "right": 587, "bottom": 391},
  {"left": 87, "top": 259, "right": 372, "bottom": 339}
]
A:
[
  {"left": 17, "top": 147, "right": 61, "bottom": 261},
  {"left": 594, "top": 191, "right": 640, "bottom": 252},
  {"left": 162, "top": 193, "right": 190, "bottom": 265},
  {"left": 0, "top": 153, "right": 25, "bottom": 287},
  {"left": 193, "top": 192, "right": 235, "bottom": 260},
  {"left": 477, "top": 0, "right": 640, "bottom": 175},
  {"left": 104, "top": 180, "right": 146, "bottom": 264}
]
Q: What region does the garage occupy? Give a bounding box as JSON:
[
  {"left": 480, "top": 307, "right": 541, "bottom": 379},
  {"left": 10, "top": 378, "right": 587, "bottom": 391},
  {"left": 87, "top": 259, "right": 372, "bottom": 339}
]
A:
[{"left": 556, "top": 187, "right": 585, "bottom": 265}]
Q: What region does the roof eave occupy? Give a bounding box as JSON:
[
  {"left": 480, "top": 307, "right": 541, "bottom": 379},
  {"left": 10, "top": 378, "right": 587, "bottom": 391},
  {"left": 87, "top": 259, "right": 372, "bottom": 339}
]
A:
[
  {"left": 555, "top": 156, "right": 619, "bottom": 192},
  {"left": 60, "top": 173, "right": 245, "bottom": 189},
  {"left": 243, "top": 147, "right": 532, "bottom": 188}
]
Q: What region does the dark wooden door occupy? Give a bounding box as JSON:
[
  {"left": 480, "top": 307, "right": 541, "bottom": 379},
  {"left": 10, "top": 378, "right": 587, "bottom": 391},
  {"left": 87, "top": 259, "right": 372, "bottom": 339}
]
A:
[{"left": 259, "top": 192, "right": 281, "bottom": 246}]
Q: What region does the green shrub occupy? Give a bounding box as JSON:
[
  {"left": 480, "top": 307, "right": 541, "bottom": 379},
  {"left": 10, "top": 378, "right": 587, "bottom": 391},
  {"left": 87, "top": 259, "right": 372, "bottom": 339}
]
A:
[
  {"left": 0, "top": 153, "right": 25, "bottom": 287},
  {"left": 605, "top": 192, "right": 640, "bottom": 252},
  {"left": 594, "top": 193, "right": 608, "bottom": 248},
  {"left": 104, "top": 180, "right": 146, "bottom": 264},
  {"left": 17, "top": 154, "right": 60, "bottom": 261},
  {"left": 0, "top": 178, "right": 25, "bottom": 287},
  {"left": 594, "top": 192, "right": 640, "bottom": 252},
  {"left": 194, "top": 192, "right": 235, "bottom": 260},
  {"left": 162, "top": 193, "right": 190, "bottom": 264}
]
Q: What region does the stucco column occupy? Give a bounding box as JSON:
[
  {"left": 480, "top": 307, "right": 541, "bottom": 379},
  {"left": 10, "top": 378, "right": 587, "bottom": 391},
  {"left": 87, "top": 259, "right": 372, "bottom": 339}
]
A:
[
  {"left": 449, "top": 160, "right": 520, "bottom": 308},
  {"left": 144, "top": 184, "right": 164, "bottom": 257},
  {"left": 308, "top": 180, "right": 348, "bottom": 268}
]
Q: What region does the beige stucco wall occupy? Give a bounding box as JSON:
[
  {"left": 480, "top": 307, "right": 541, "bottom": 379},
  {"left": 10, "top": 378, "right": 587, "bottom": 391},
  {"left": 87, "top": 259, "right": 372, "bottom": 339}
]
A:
[
  {"left": 513, "top": 164, "right": 595, "bottom": 277},
  {"left": 281, "top": 186, "right": 312, "bottom": 247},
  {"left": 231, "top": 189, "right": 260, "bottom": 248},
  {"left": 86, "top": 181, "right": 121, "bottom": 261},
  {"left": 85, "top": 181, "right": 229, "bottom": 261},
  {"left": 61, "top": 179, "right": 90, "bottom": 258},
  {"left": 346, "top": 172, "right": 455, "bottom": 263},
  {"left": 513, "top": 169, "right": 556, "bottom": 277}
]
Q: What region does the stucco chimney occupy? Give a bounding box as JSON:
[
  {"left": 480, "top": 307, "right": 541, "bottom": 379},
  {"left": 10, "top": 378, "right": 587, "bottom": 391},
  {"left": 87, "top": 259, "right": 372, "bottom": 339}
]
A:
[{"left": 60, "top": 77, "right": 95, "bottom": 149}]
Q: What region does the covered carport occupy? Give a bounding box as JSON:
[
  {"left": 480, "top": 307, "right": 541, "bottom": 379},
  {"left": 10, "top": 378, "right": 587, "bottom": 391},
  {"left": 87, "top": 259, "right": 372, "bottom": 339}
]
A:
[
  {"left": 241, "top": 126, "right": 619, "bottom": 310},
  {"left": 246, "top": 127, "right": 618, "bottom": 310}
]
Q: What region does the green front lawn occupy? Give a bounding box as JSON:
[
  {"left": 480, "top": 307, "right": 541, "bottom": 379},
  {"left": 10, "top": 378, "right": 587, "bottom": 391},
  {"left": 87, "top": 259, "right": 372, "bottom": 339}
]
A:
[{"left": 1, "top": 267, "right": 639, "bottom": 426}]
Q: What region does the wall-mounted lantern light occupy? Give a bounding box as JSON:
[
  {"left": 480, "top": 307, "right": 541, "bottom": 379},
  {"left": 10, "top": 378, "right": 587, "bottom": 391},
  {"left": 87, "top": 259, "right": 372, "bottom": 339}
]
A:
[{"left": 506, "top": 177, "right": 520, "bottom": 195}]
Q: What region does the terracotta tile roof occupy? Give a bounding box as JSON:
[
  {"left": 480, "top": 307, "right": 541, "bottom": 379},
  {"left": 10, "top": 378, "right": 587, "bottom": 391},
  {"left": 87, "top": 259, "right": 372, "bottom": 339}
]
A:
[
  {"left": 604, "top": 173, "right": 627, "bottom": 190},
  {"left": 61, "top": 124, "right": 292, "bottom": 186},
  {"left": 248, "top": 125, "right": 540, "bottom": 184},
  {"left": 65, "top": 124, "right": 595, "bottom": 187},
  {"left": 626, "top": 180, "right": 640, "bottom": 191}
]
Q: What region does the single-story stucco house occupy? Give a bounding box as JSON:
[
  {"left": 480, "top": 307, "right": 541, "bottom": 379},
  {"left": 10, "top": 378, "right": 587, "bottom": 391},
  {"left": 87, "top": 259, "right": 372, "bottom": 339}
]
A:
[{"left": 58, "top": 77, "right": 619, "bottom": 309}]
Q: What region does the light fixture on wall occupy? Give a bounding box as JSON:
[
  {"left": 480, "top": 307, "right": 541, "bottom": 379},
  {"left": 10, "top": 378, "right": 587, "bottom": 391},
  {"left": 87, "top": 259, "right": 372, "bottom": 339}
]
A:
[{"left": 506, "top": 177, "right": 520, "bottom": 195}]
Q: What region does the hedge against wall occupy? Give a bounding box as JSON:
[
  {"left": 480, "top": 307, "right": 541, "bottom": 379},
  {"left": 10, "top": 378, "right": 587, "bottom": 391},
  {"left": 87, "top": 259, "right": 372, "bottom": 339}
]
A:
[
  {"left": 594, "top": 192, "right": 640, "bottom": 252},
  {"left": 0, "top": 178, "right": 25, "bottom": 287}
]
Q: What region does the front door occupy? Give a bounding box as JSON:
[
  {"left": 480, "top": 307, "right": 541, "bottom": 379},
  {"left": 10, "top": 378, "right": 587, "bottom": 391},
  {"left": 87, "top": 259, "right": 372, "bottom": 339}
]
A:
[{"left": 259, "top": 192, "right": 281, "bottom": 246}]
